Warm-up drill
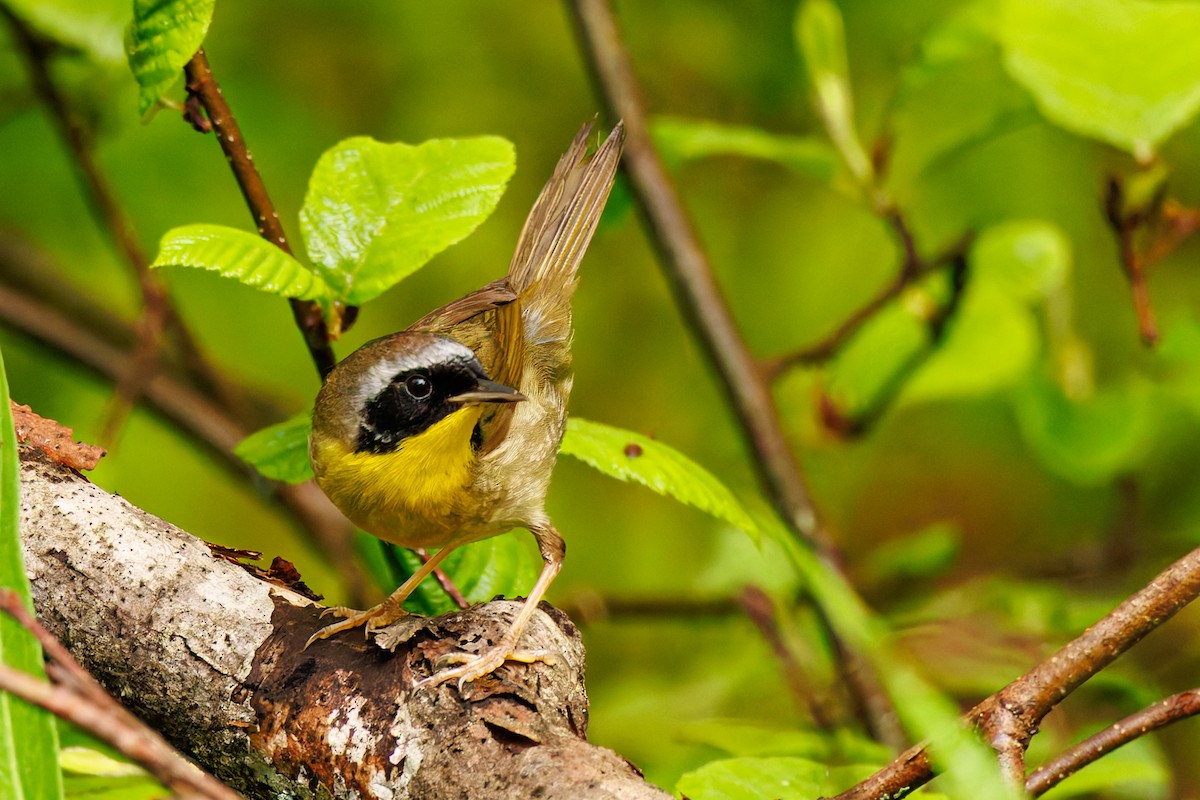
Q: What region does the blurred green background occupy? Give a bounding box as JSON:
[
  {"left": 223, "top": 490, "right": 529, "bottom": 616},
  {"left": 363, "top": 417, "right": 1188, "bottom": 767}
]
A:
[{"left": 6, "top": 0, "right": 1200, "bottom": 796}]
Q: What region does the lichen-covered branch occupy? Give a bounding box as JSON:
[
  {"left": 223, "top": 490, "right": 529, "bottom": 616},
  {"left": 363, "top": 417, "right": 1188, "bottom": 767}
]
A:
[{"left": 18, "top": 448, "right": 670, "bottom": 800}]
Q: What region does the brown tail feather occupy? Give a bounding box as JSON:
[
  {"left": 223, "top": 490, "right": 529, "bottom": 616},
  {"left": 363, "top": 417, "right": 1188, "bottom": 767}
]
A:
[{"left": 506, "top": 120, "right": 625, "bottom": 345}]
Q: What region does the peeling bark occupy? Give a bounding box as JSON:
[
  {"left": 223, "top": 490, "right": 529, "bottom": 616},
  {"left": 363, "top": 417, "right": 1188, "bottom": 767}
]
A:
[{"left": 18, "top": 450, "right": 670, "bottom": 799}]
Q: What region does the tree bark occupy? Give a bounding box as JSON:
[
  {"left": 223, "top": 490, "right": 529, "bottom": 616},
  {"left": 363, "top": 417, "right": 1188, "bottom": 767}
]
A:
[{"left": 18, "top": 448, "right": 669, "bottom": 799}]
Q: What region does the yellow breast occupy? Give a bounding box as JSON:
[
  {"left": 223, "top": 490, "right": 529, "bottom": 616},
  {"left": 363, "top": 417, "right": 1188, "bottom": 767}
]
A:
[{"left": 312, "top": 405, "right": 486, "bottom": 547}]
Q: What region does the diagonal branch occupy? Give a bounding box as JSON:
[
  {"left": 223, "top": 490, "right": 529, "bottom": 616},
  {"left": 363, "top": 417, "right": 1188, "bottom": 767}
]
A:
[
  {"left": 832, "top": 547, "right": 1200, "bottom": 798},
  {"left": 0, "top": 591, "right": 241, "bottom": 800},
  {"left": 1025, "top": 689, "right": 1200, "bottom": 797},
  {"left": 567, "top": 0, "right": 907, "bottom": 751},
  {"left": 182, "top": 48, "right": 337, "bottom": 379},
  {"left": 566, "top": 0, "right": 828, "bottom": 555}
]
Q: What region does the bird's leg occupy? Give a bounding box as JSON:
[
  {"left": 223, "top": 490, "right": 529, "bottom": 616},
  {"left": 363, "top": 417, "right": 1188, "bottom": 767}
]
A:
[
  {"left": 304, "top": 545, "right": 457, "bottom": 648},
  {"left": 418, "top": 522, "right": 564, "bottom": 689}
]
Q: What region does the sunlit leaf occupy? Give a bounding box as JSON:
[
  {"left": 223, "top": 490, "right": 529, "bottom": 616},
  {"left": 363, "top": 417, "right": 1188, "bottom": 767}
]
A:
[
  {"left": 0, "top": 348, "right": 63, "bottom": 800},
  {"left": 152, "top": 224, "right": 330, "bottom": 301},
  {"left": 795, "top": 0, "right": 872, "bottom": 183},
  {"left": 560, "top": 418, "right": 759, "bottom": 540},
  {"left": 233, "top": 413, "right": 314, "bottom": 484},
  {"left": 3, "top": 0, "right": 129, "bottom": 64},
  {"left": 903, "top": 287, "right": 1038, "bottom": 404},
  {"left": 825, "top": 299, "right": 927, "bottom": 416},
  {"left": 970, "top": 220, "right": 1070, "bottom": 302},
  {"left": 366, "top": 536, "right": 537, "bottom": 617},
  {"left": 299, "top": 136, "right": 515, "bottom": 305},
  {"left": 999, "top": 0, "right": 1200, "bottom": 158},
  {"left": 677, "top": 757, "right": 876, "bottom": 800},
  {"left": 651, "top": 116, "right": 840, "bottom": 181},
  {"left": 60, "top": 747, "right": 146, "bottom": 778},
  {"left": 125, "top": 0, "right": 214, "bottom": 115},
  {"left": 1013, "top": 372, "right": 1154, "bottom": 486}
]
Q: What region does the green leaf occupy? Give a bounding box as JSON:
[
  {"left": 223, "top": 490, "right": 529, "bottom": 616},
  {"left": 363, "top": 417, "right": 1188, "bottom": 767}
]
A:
[
  {"left": 903, "top": 287, "right": 1038, "bottom": 404},
  {"left": 999, "top": 0, "right": 1200, "bottom": 159},
  {"left": 677, "top": 757, "right": 876, "bottom": 800},
  {"left": 970, "top": 220, "right": 1070, "bottom": 302},
  {"left": 365, "top": 536, "right": 537, "bottom": 617},
  {"left": 299, "top": 136, "right": 515, "bottom": 305},
  {"left": 0, "top": 348, "right": 63, "bottom": 800},
  {"left": 152, "top": 224, "right": 330, "bottom": 301},
  {"left": 234, "top": 413, "right": 314, "bottom": 484},
  {"left": 1013, "top": 372, "right": 1154, "bottom": 486},
  {"left": 826, "top": 298, "right": 928, "bottom": 416},
  {"left": 795, "top": 0, "right": 872, "bottom": 183},
  {"left": 560, "top": 418, "right": 759, "bottom": 540},
  {"left": 651, "top": 116, "right": 840, "bottom": 181},
  {"left": 124, "top": 0, "right": 214, "bottom": 115},
  {"left": 3, "top": 0, "right": 129, "bottom": 64},
  {"left": 60, "top": 747, "right": 145, "bottom": 778}
]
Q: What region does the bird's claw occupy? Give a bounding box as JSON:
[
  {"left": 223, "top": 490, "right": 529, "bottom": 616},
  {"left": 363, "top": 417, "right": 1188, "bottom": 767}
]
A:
[
  {"left": 303, "top": 599, "right": 410, "bottom": 649},
  {"left": 416, "top": 645, "right": 559, "bottom": 690}
]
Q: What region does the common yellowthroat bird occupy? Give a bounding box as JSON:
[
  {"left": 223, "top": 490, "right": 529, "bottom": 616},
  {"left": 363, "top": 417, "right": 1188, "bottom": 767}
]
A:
[{"left": 306, "top": 121, "right": 624, "bottom": 688}]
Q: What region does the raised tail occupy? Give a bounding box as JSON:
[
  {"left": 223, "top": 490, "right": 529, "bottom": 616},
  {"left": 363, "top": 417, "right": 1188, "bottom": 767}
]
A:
[{"left": 506, "top": 120, "right": 625, "bottom": 346}]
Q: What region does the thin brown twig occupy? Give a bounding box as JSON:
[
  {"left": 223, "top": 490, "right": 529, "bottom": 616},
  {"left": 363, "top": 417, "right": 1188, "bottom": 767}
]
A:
[
  {"left": 0, "top": 591, "right": 243, "bottom": 800},
  {"left": 2, "top": 9, "right": 225, "bottom": 441},
  {"left": 762, "top": 232, "right": 972, "bottom": 378},
  {"left": 182, "top": 48, "right": 337, "bottom": 379},
  {"left": 0, "top": 278, "right": 369, "bottom": 605},
  {"left": 567, "top": 0, "right": 830, "bottom": 556},
  {"left": 832, "top": 547, "right": 1200, "bottom": 799},
  {"left": 415, "top": 548, "right": 470, "bottom": 610},
  {"left": 1025, "top": 689, "right": 1200, "bottom": 797},
  {"left": 566, "top": 0, "right": 901, "bottom": 747}
]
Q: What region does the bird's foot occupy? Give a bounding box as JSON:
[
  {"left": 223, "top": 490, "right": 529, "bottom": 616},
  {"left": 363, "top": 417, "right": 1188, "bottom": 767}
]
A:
[
  {"left": 417, "top": 641, "right": 559, "bottom": 690},
  {"left": 304, "top": 597, "right": 409, "bottom": 649}
]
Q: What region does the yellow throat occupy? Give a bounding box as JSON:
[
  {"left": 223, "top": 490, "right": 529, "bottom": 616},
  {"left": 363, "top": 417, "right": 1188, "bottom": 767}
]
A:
[{"left": 314, "top": 404, "right": 486, "bottom": 544}]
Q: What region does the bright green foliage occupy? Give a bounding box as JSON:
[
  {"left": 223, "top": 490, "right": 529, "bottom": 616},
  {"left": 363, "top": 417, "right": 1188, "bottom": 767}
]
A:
[
  {"left": 0, "top": 348, "right": 63, "bottom": 800},
  {"left": 999, "top": 0, "right": 1200, "bottom": 159},
  {"left": 152, "top": 225, "right": 330, "bottom": 300},
  {"left": 2, "top": 0, "right": 129, "bottom": 64},
  {"left": 151, "top": 136, "right": 515, "bottom": 318},
  {"left": 60, "top": 747, "right": 146, "bottom": 778},
  {"left": 795, "top": 0, "right": 872, "bottom": 184},
  {"left": 232, "top": 411, "right": 314, "bottom": 484},
  {"left": 970, "top": 220, "right": 1069, "bottom": 302},
  {"left": 299, "top": 136, "right": 515, "bottom": 305},
  {"left": 364, "top": 535, "right": 537, "bottom": 616},
  {"left": 904, "top": 285, "right": 1037, "bottom": 404},
  {"left": 676, "top": 757, "right": 878, "bottom": 800},
  {"left": 560, "top": 418, "right": 759, "bottom": 541},
  {"left": 124, "top": 0, "right": 214, "bottom": 114},
  {"left": 60, "top": 740, "right": 165, "bottom": 800},
  {"left": 651, "top": 116, "right": 840, "bottom": 181},
  {"left": 1014, "top": 373, "right": 1153, "bottom": 486}
]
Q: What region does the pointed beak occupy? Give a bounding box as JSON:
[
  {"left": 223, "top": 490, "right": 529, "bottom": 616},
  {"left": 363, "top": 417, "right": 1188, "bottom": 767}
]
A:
[{"left": 448, "top": 378, "right": 526, "bottom": 405}]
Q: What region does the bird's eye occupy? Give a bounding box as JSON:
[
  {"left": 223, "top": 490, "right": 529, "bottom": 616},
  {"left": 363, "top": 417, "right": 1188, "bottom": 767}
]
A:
[{"left": 404, "top": 373, "right": 433, "bottom": 399}]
